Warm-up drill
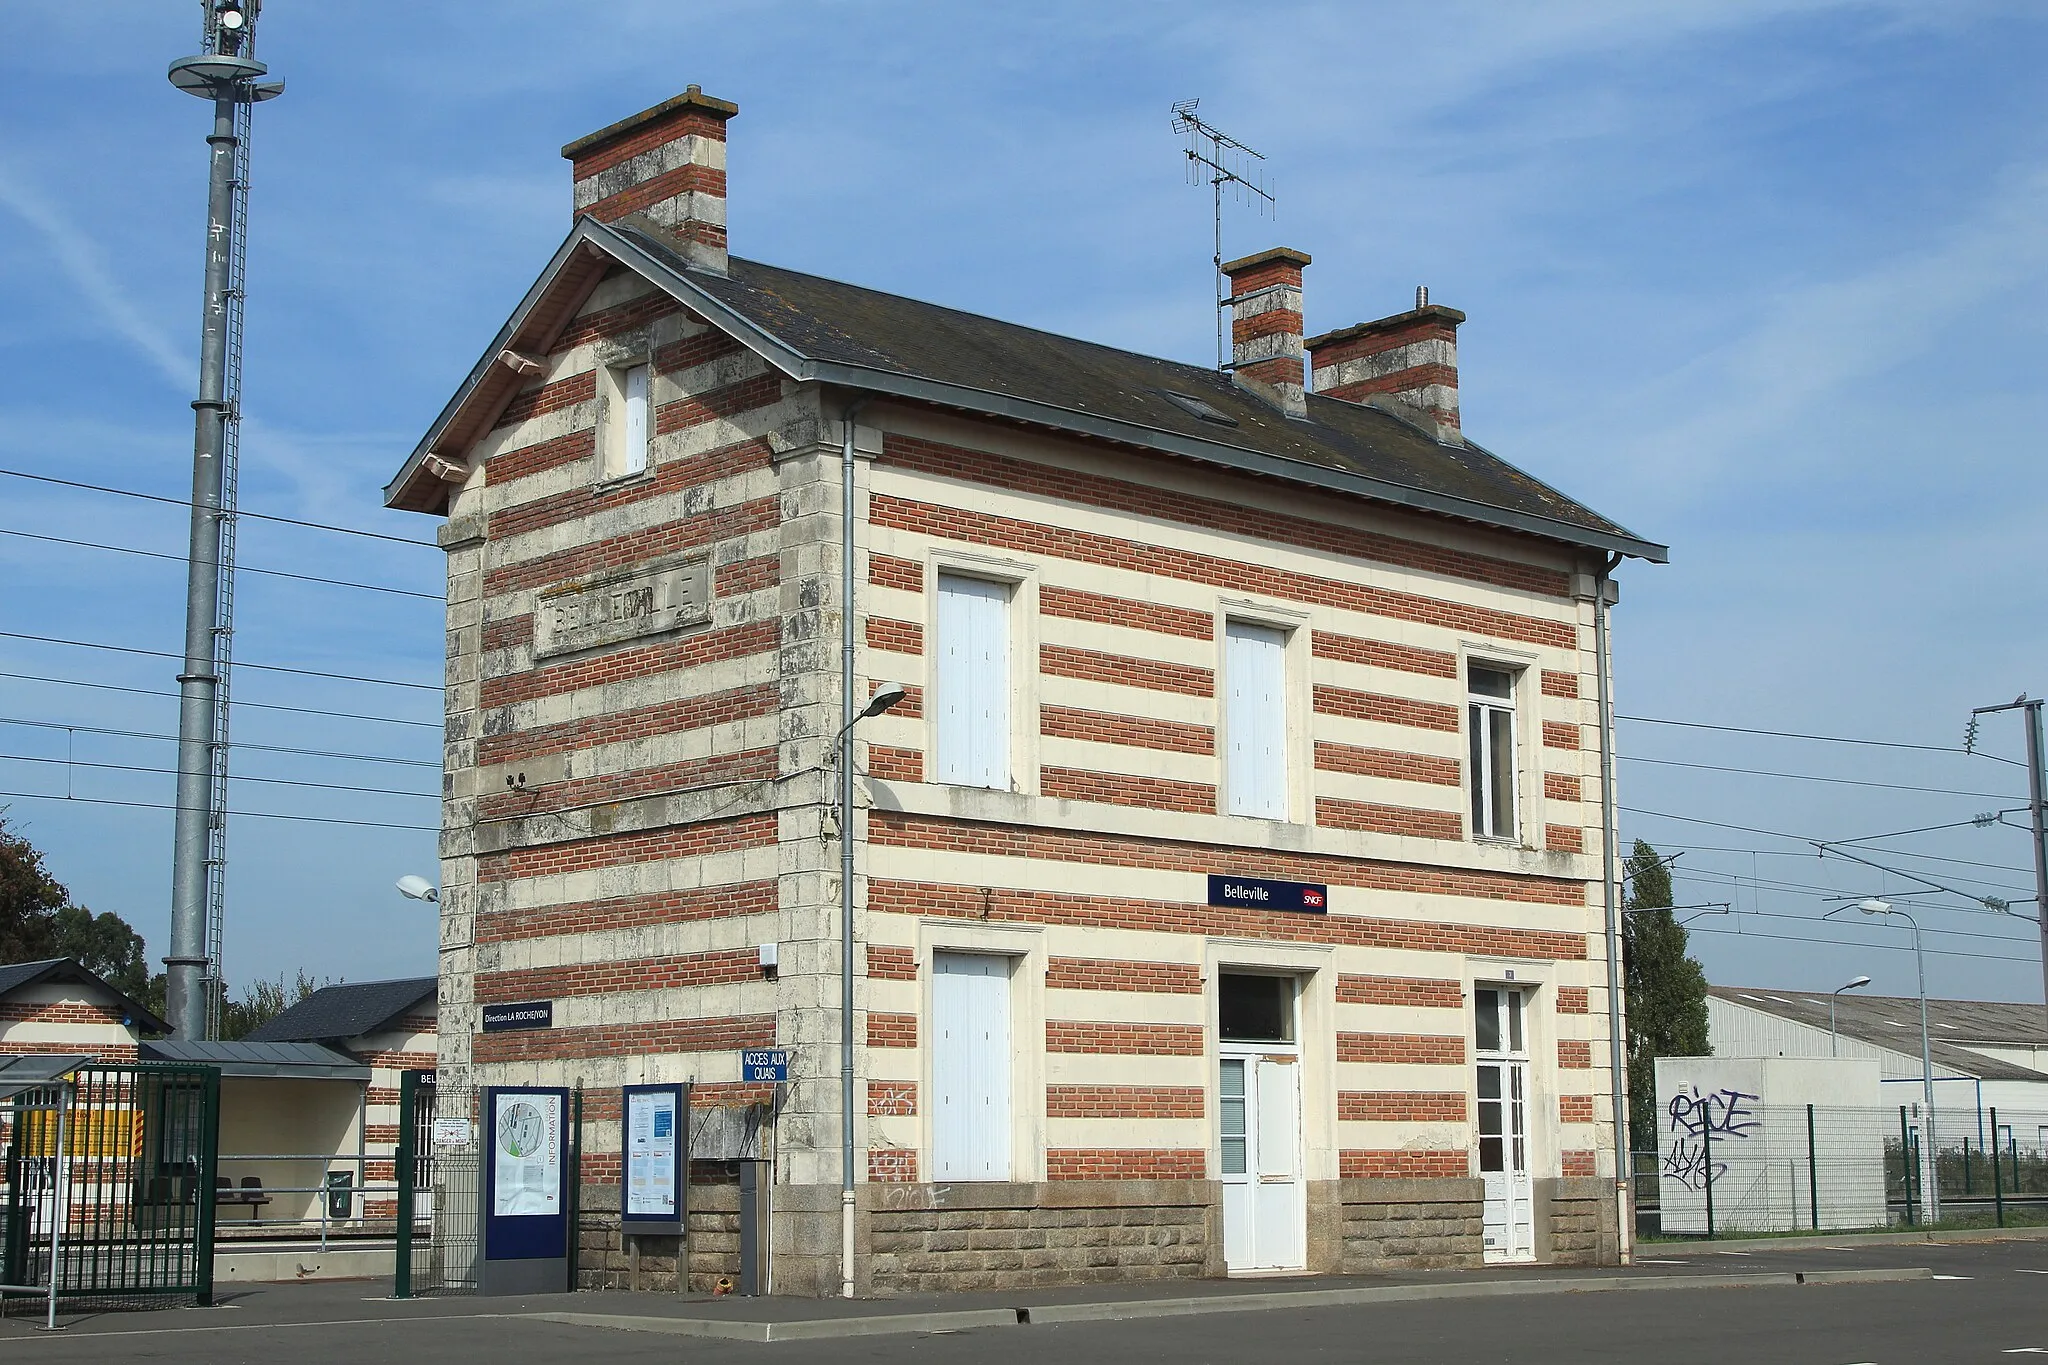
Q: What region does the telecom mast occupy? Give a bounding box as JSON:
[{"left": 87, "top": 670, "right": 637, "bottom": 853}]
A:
[
  {"left": 166, "top": 1, "right": 282, "bottom": 1039},
  {"left": 1171, "top": 100, "right": 1274, "bottom": 371}
]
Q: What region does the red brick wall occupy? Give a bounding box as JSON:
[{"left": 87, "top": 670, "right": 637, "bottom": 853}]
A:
[
  {"left": 1046, "top": 1085, "right": 1204, "bottom": 1118},
  {"left": 1339, "top": 1091, "right": 1467, "bottom": 1122},
  {"left": 1340, "top": 1150, "right": 1469, "bottom": 1178},
  {"left": 868, "top": 1013, "right": 917, "bottom": 1048},
  {"left": 1045, "top": 1021, "right": 1205, "bottom": 1056},
  {"left": 1338, "top": 1033, "right": 1466, "bottom": 1065},
  {"left": 1045, "top": 1149, "right": 1204, "bottom": 1181},
  {"left": 1559, "top": 1040, "right": 1593, "bottom": 1069},
  {"left": 1336, "top": 975, "right": 1464, "bottom": 1009},
  {"left": 1045, "top": 958, "right": 1204, "bottom": 994}
]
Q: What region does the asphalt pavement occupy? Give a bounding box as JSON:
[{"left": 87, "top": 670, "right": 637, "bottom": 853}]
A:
[{"left": 1, "top": 1236, "right": 2043, "bottom": 1363}]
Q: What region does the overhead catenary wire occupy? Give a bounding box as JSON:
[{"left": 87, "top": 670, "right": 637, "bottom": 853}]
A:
[
  {"left": 0, "top": 526, "right": 442, "bottom": 601},
  {"left": 0, "top": 715, "right": 436, "bottom": 769},
  {"left": 1620, "top": 753, "right": 2024, "bottom": 803},
  {"left": 1617, "top": 712, "right": 2028, "bottom": 766},
  {"left": 0, "top": 467, "right": 439, "bottom": 550},
  {"left": 0, "top": 750, "right": 436, "bottom": 801},
  {"left": 0, "top": 631, "right": 443, "bottom": 693},
  {"left": 1640, "top": 840, "right": 2033, "bottom": 879},
  {"left": 0, "top": 786, "right": 437, "bottom": 833},
  {"left": 0, "top": 671, "right": 441, "bottom": 730}
]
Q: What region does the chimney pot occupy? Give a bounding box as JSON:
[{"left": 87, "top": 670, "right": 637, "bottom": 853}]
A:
[
  {"left": 562, "top": 85, "right": 739, "bottom": 275},
  {"left": 1306, "top": 297, "right": 1467, "bottom": 439},
  {"left": 1221, "top": 246, "right": 1312, "bottom": 419}
]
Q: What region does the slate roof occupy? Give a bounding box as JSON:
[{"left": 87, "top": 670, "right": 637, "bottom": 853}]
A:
[
  {"left": 245, "top": 977, "right": 435, "bottom": 1045},
  {"left": 1710, "top": 986, "right": 2048, "bottom": 1082},
  {"left": 388, "top": 217, "right": 1667, "bottom": 565},
  {"left": 0, "top": 957, "right": 170, "bottom": 1035}
]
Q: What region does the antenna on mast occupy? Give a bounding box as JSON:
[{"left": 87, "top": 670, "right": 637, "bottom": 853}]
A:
[
  {"left": 166, "top": 0, "right": 283, "bottom": 1039},
  {"left": 1172, "top": 100, "right": 1275, "bottom": 371}
]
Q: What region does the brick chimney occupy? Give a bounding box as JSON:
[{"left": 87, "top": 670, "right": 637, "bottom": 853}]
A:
[
  {"left": 1222, "top": 247, "right": 1312, "bottom": 419},
  {"left": 562, "top": 85, "right": 739, "bottom": 275},
  {"left": 1306, "top": 287, "right": 1465, "bottom": 437}
]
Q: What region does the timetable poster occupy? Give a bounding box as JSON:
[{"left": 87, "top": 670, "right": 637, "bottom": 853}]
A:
[{"left": 625, "top": 1087, "right": 680, "bottom": 1219}]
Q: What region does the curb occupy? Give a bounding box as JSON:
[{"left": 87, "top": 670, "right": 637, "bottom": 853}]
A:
[
  {"left": 1651, "top": 1224, "right": 2048, "bottom": 1255},
  {"left": 529, "top": 1267, "right": 1933, "bottom": 1343}
]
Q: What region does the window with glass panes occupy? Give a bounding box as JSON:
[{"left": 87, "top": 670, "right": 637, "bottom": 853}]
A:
[
  {"left": 1467, "top": 663, "right": 1519, "bottom": 840},
  {"left": 1474, "top": 986, "right": 1528, "bottom": 1176}
]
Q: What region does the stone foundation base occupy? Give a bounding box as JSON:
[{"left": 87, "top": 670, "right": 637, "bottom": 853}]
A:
[{"left": 573, "top": 1171, "right": 1618, "bottom": 1296}]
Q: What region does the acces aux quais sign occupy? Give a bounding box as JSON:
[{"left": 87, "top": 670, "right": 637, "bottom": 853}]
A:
[{"left": 1207, "top": 874, "right": 1327, "bottom": 913}]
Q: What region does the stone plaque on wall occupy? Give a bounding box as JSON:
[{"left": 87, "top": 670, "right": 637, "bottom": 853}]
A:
[{"left": 534, "top": 557, "right": 710, "bottom": 659}]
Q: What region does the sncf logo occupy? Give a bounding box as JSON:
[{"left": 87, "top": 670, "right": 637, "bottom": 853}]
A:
[{"left": 1301, "top": 889, "right": 1326, "bottom": 909}]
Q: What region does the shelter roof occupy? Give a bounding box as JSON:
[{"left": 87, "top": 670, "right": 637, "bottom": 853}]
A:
[
  {"left": 0, "top": 1053, "right": 93, "bottom": 1102},
  {"left": 138, "top": 1039, "right": 370, "bottom": 1082}
]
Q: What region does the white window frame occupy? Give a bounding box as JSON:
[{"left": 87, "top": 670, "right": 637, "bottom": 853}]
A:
[
  {"left": 598, "top": 358, "right": 652, "bottom": 481},
  {"left": 934, "top": 570, "right": 1016, "bottom": 791},
  {"left": 1467, "top": 659, "right": 1523, "bottom": 843}
]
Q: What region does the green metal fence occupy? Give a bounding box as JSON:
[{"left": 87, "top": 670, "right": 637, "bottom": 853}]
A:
[{"left": 2, "top": 1063, "right": 220, "bottom": 1312}]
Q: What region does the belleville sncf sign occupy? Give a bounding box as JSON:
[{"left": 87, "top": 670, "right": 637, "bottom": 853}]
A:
[
  {"left": 1207, "top": 875, "right": 1328, "bottom": 913},
  {"left": 534, "top": 556, "right": 710, "bottom": 659}
]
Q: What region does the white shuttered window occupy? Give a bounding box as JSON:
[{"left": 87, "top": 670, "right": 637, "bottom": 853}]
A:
[
  {"left": 1226, "top": 620, "right": 1289, "bottom": 819},
  {"left": 936, "top": 574, "right": 1011, "bottom": 788},
  {"left": 620, "top": 363, "right": 650, "bottom": 476},
  {"left": 931, "top": 952, "right": 1012, "bottom": 1181}
]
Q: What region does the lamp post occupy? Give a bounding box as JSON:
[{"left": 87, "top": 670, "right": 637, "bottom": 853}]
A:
[
  {"left": 1859, "top": 901, "right": 1937, "bottom": 1224},
  {"left": 1829, "top": 975, "right": 1871, "bottom": 1057},
  {"left": 837, "top": 678, "right": 906, "bottom": 1299}
]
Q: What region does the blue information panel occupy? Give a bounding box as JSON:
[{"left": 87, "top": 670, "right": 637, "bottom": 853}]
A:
[
  {"left": 481, "top": 1086, "right": 569, "bottom": 1264},
  {"left": 1207, "top": 874, "right": 1328, "bottom": 913},
  {"left": 741, "top": 1048, "right": 789, "bottom": 1082},
  {"left": 621, "top": 1082, "right": 688, "bottom": 1236}
]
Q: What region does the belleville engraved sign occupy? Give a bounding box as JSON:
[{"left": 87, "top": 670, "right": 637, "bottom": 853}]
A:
[{"left": 534, "top": 558, "right": 710, "bottom": 658}]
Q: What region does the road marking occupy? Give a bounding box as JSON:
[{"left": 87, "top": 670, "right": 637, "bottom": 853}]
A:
[
  {"left": 1710, "top": 1250, "right": 1753, "bottom": 1256},
  {"left": 2017, "top": 1269, "right": 2048, "bottom": 1275},
  {"left": 1931, "top": 1275, "right": 1972, "bottom": 1280},
  {"left": 2001, "top": 1348, "right": 2048, "bottom": 1354},
  {"left": 1636, "top": 1258, "right": 1689, "bottom": 1265}
]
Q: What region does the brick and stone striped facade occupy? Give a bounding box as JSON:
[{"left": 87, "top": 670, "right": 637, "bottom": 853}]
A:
[{"left": 401, "top": 87, "right": 1635, "bottom": 1296}]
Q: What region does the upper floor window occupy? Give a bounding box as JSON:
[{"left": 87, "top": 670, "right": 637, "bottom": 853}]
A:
[
  {"left": 601, "top": 361, "right": 650, "bottom": 479},
  {"left": 935, "top": 573, "right": 1011, "bottom": 788},
  {"left": 1225, "top": 620, "right": 1289, "bottom": 819},
  {"left": 1468, "top": 663, "right": 1518, "bottom": 841}
]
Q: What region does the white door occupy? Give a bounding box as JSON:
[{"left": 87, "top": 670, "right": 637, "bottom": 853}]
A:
[
  {"left": 1475, "top": 986, "right": 1533, "bottom": 1262},
  {"left": 936, "top": 575, "right": 1011, "bottom": 788},
  {"left": 931, "top": 953, "right": 1012, "bottom": 1180},
  {"left": 1219, "top": 1050, "right": 1305, "bottom": 1270}
]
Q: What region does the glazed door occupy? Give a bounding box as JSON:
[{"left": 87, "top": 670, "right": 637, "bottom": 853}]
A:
[
  {"left": 1219, "top": 1050, "right": 1305, "bottom": 1271},
  {"left": 1475, "top": 985, "right": 1533, "bottom": 1262}
]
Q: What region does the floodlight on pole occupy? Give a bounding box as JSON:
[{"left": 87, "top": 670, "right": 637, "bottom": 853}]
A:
[{"left": 1830, "top": 975, "right": 1871, "bottom": 1057}]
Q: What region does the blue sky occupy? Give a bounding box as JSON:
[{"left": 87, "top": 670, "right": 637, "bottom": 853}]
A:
[{"left": 2, "top": 1, "right": 2046, "bottom": 1004}]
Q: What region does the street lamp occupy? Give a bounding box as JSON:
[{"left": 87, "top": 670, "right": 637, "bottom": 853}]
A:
[
  {"left": 1859, "top": 900, "right": 1937, "bottom": 1224},
  {"left": 838, "top": 680, "right": 907, "bottom": 1299},
  {"left": 395, "top": 875, "right": 439, "bottom": 904},
  {"left": 1829, "top": 975, "right": 1871, "bottom": 1057}
]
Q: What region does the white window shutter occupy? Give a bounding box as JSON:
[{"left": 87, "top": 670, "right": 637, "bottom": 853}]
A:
[
  {"left": 937, "top": 575, "right": 1009, "bottom": 788},
  {"left": 621, "top": 364, "right": 650, "bottom": 475},
  {"left": 932, "top": 953, "right": 1011, "bottom": 1181},
  {"left": 1226, "top": 622, "right": 1288, "bottom": 818}
]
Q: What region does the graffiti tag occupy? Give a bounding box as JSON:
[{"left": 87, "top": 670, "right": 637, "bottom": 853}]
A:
[{"left": 1667, "top": 1086, "right": 1760, "bottom": 1141}]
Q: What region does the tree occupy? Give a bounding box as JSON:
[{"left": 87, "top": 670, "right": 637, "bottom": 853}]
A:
[
  {"left": 1623, "top": 838, "right": 1709, "bottom": 1152},
  {"left": 52, "top": 904, "right": 151, "bottom": 1000},
  {"left": 0, "top": 815, "right": 67, "bottom": 963},
  {"left": 220, "top": 970, "right": 329, "bottom": 1041}
]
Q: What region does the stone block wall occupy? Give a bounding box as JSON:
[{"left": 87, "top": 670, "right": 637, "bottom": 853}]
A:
[
  {"left": 574, "top": 1164, "right": 745, "bottom": 1291},
  {"left": 1533, "top": 1175, "right": 1617, "bottom": 1265},
  {"left": 1336, "top": 1176, "right": 1485, "bottom": 1270},
  {"left": 865, "top": 1179, "right": 1219, "bottom": 1295}
]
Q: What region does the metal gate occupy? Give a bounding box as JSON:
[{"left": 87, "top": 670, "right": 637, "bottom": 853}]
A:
[
  {"left": 396, "top": 1070, "right": 478, "bottom": 1296},
  {"left": 2, "top": 1063, "right": 220, "bottom": 1311}
]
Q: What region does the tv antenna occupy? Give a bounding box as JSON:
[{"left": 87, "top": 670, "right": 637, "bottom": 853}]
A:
[
  {"left": 166, "top": 0, "right": 283, "bottom": 1039},
  {"left": 1172, "top": 100, "right": 1274, "bottom": 371}
]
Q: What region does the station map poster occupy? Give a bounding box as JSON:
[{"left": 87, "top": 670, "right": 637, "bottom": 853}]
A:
[{"left": 622, "top": 1082, "right": 689, "bottom": 1235}]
